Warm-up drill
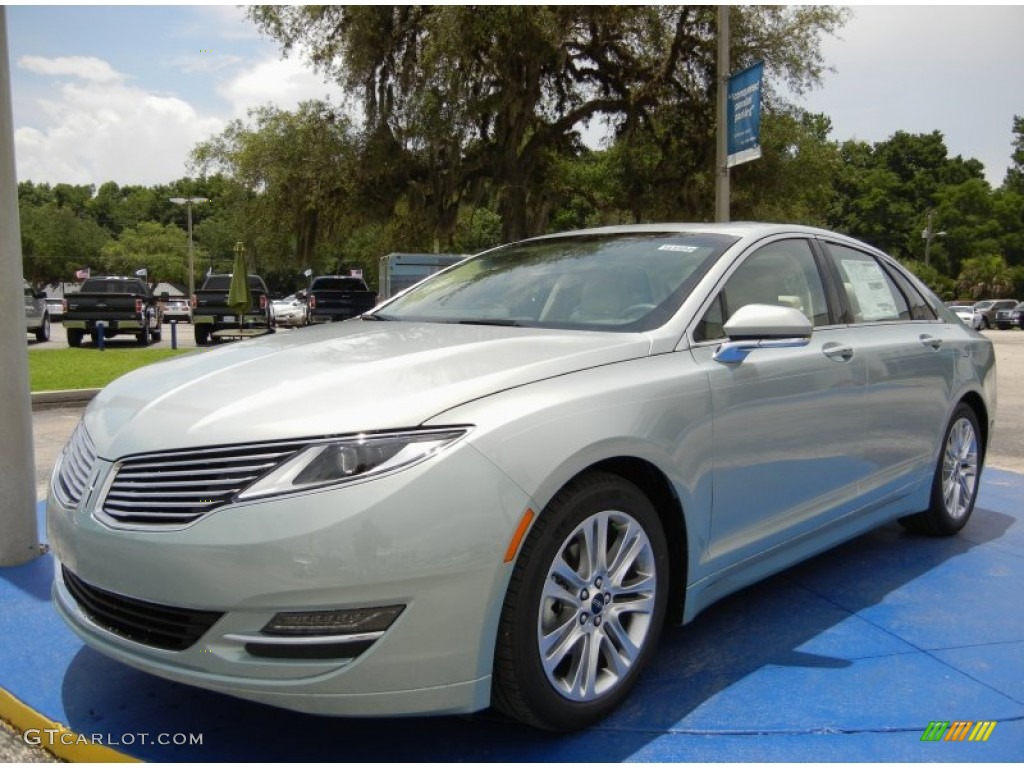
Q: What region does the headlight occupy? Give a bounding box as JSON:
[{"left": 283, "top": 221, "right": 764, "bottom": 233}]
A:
[{"left": 237, "top": 428, "right": 468, "bottom": 500}]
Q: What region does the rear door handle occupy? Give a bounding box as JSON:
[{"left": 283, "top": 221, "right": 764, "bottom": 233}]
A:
[
  {"left": 822, "top": 342, "right": 854, "bottom": 362},
  {"left": 920, "top": 335, "right": 943, "bottom": 350}
]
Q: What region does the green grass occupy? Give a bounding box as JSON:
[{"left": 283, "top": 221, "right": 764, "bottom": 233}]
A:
[{"left": 27, "top": 348, "right": 192, "bottom": 392}]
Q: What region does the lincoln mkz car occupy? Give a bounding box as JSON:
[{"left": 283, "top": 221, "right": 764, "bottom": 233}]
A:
[{"left": 48, "top": 223, "right": 996, "bottom": 731}]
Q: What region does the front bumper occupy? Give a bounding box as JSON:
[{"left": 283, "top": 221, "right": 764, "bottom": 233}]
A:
[{"left": 47, "top": 439, "right": 531, "bottom": 716}]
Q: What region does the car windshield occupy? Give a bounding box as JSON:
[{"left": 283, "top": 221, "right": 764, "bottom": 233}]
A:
[{"left": 377, "top": 232, "right": 735, "bottom": 331}]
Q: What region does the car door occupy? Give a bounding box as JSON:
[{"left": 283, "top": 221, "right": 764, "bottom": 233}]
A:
[
  {"left": 688, "top": 237, "right": 870, "bottom": 572},
  {"left": 820, "top": 241, "right": 956, "bottom": 502}
]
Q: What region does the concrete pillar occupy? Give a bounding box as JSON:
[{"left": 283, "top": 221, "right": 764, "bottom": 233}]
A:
[{"left": 0, "top": 8, "right": 41, "bottom": 566}]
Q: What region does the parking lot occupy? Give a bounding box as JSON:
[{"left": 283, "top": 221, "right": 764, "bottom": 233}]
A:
[{"left": 7, "top": 323, "right": 1024, "bottom": 761}]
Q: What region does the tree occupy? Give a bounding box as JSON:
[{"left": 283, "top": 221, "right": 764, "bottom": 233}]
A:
[
  {"left": 1003, "top": 115, "right": 1024, "bottom": 194},
  {"left": 20, "top": 203, "right": 110, "bottom": 285},
  {"left": 248, "top": 5, "right": 848, "bottom": 241},
  {"left": 99, "top": 222, "right": 189, "bottom": 285},
  {"left": 957, "top": 254, "right": 1016, "bottom": 299},
  {"left": 192, "top": 101, "right": 361, "bottom": 272}
]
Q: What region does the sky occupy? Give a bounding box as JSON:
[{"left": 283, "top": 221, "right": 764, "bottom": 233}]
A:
[{"left": 6, "top": 4, "right": 1024, "bottom": 190}]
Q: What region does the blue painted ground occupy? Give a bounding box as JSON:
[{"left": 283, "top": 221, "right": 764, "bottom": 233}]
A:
[{"left": 2, "top": 470, "right": 1022, "bottom": 761}]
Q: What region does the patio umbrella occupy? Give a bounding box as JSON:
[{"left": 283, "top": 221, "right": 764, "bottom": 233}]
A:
[{"left": 227, "top": 242, "right": 252, "bottom": 331}]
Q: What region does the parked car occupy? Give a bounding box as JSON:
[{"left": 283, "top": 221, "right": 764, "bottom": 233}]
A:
[
  {"left": 994, "top": 301, "right": 1024, "bottom": 330},
  {"left": 160, "top": 296, "right": 192, "bottom": 323},
  {"left": 48, "top": 223, "right": 995, "bottom": 732},
  {"left": 971, "top": 299, "right": 1017, "bottom": 329},
  {"left": 191, "top": 273, "right": 272, "bottom": 345},
  {"left": 44, "top": 297, "right": 66, "bottom": 321},
  {"left": 946, "top": 302, "right": 975, "bottom": 326},
  {"left": 24, "top": 281, "right": 49, "bottom": 342},
  {"left": 271, "top": 293, "right": 309, "bottom": 328},
  {"left": 307, "top": 275, "right": 377, "bottom": 323},
  {"left": 62, "top": 276, "right": 163, "bottom": 346}
]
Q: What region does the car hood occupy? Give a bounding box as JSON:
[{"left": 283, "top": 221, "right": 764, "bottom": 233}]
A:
[{"left": 85, "top": 321, "right": 652, "bottom": 458}]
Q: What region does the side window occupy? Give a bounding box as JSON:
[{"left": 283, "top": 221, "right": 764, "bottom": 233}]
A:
[
  {"left": 694, "top": 239, "right": 828, "bottom": 342},
  {"left": 886, "top": 267, "right": 938, "bottom": 321},
  {"left": 826, "top": 244, "right": 910, "bottom": 323}
]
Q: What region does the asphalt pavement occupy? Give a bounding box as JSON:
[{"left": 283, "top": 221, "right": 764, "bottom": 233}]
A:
[{"left": 3, "top": 326, "right": 1023, "bottom": 761}]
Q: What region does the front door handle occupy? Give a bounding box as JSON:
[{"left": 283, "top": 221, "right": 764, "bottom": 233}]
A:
[
  {"left": 822, "top": 342, "right": 854, "bottom": 362},
  {"left": 920, "top": 334, "right": 943, "bottom": 350}
]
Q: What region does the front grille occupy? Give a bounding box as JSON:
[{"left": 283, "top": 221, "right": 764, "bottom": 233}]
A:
[
  {"left": 62, "top": 567, "right": 223, "bottom": 651},
  {"left": 55, "top": 421, "right": 97, "bottom": 507},
  {"left": 100, "top": 440, "right": 308, "bottom": 526}
]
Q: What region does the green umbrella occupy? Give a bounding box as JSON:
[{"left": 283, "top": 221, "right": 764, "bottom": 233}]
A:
[{"left": 227, "top": 242, "right": 252, "bottom": 331}]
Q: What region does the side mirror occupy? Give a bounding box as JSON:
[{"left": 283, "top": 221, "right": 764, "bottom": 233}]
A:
[{"left": 714, "top": 304, "right": 812, "bottom": 364}]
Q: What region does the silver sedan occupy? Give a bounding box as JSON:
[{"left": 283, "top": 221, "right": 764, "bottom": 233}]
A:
[{"left": 47, "top": 223, "right": 996, "bottom": 731}]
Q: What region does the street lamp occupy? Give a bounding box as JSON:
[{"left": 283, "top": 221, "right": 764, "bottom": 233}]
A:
[
  {"left": 169, "top": 196, "right": 209, "bottom": 298},
  {"left": 921, "top": 209, "right": 947, "bottom": 268}
]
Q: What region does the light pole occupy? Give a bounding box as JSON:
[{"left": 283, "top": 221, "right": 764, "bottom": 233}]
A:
[
  {"left": 922, "top": 209, "right": 946, "bottom": 268},
  {"left": 169, "top": 196, "right": 209, "bottom": 298}
]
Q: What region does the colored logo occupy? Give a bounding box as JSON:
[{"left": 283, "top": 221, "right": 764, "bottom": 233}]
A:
[{"left": 921, "top": 721, "right": 997, "bottom": 742}]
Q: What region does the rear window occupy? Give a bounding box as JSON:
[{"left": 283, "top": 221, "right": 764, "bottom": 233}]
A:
[
  {"left": 312, "top": 278, "right": 367, "bottom": 291},
  {"left": 81, "top": 279, "right": 147, "bottom": 294},
  {"left": 202, "top": 276, "right": 264, "bottom": 291}
]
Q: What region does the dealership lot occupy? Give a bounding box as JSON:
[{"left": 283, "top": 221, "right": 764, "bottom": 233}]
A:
[{"left": 5, "top": 327, "right": 1023, "bottom": 760}]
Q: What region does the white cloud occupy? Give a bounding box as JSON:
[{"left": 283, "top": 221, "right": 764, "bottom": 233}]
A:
[
  {"left": 14, "top": 58, "right": 224, "bottom": 186},
  {"left": 19, "top": 55, "right": 124, "bottom": 84},
  {"left": 218, "top": 54, "right": 347, "bottom": 119}
]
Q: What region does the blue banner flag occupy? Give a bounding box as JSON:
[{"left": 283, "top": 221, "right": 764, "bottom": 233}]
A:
[{"left": 727, "top": 61, "right": 764, "bottom": 168}]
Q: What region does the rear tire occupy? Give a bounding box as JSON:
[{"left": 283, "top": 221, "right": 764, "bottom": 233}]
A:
[
  {"left": 137, "top": 325, "right": 150, "bottom": 346},
  {"left": 67, "top": 328, "right": 83, "bottom": 348},
  {"left": 899, "top": 403, "right": 982, "bottom": 536},
  {"left": 195, "top": 325, "right": 210, "bottom": 345},
  {"left": 492, "top": 472, "right": 668, "bottom": 731}
]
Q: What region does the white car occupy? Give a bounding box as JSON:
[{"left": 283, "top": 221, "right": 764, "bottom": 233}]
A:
[
  {"left": 48, "top": 223, "right": 996, "bottom": 731},
  {"left": 947, "top": 303, "right": 976, "bottom": 326},
  {"left": 271, "top": 294, "right": 308, "bottom": 328}
]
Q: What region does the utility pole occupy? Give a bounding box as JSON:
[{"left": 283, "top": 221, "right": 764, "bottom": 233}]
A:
[
  {"left": 715, "top": 5, "right": 730, "bottom": 223},
  {"left": 169, "top": 196, "right": 209, "bottom": 298},
  {"left": 0, "top": 8, "right": 41, "bottom": 565},
  {"left": 922, "top": 209, "right": 946, "bottom": 268}
]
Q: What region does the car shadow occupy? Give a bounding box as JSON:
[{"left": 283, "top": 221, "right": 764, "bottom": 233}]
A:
[{"left": 57, "top": 505, "right": 1016, "bottom": 761}]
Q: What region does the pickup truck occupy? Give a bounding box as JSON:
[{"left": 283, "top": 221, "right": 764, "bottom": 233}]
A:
[
  {"left": 307, "top": 275, "right": 377, "bottom": 323},
  {"left": 63, "top": 276, "right": 163, "bottom": 347},
  {"left": 24, "top": 281, "right": 50, "bottom": 342},
  {"left": 192, "top": 273, "right": 272, "bottom": 345}
]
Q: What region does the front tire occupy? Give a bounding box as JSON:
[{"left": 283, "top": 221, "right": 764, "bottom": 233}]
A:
[
  {"left": 35, "top": 314, "right": 50, "bottom": 342},
  {"left": 899, "top": 403, "right": 982, "bottom": 536},
  {"left": 492, "top": 472, "right": 668, "bottom": 731}
]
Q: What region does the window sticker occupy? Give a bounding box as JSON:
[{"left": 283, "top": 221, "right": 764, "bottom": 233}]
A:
[{"left": 843, "top": 259, "right": 898, "bottom": 320}]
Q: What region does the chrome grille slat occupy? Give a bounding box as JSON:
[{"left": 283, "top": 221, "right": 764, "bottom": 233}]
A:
[
  {"left": 55, "top": 422, "right": 97, "bottom": 507},
  {"left": 114, "top": 464, "right": 278, "bottom": 478},
  {"left": 100, "top": 439, "right": 308, "bottom": 527}
]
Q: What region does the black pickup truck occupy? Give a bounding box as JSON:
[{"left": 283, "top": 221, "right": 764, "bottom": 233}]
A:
[
  {"left": 307, "top": 275, "right": 377, "bottom": 323},
  {"left": 63, "top": 276, "right": 163, "bottom": 347},
  {"left": 192, "top": 273, "right": 272, "bottom": 345}
]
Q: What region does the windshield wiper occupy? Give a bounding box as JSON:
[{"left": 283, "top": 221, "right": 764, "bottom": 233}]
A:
[{"left": 457, "top": 318, "right": 522, "bottom": 327}]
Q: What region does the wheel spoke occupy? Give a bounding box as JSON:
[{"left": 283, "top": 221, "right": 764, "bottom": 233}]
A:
[
  {"left": 607, "top": 520, "right": 644, "bottom": 585},
  {"left": 540, "top": 617, "right": 584, "bottom": 676}
]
